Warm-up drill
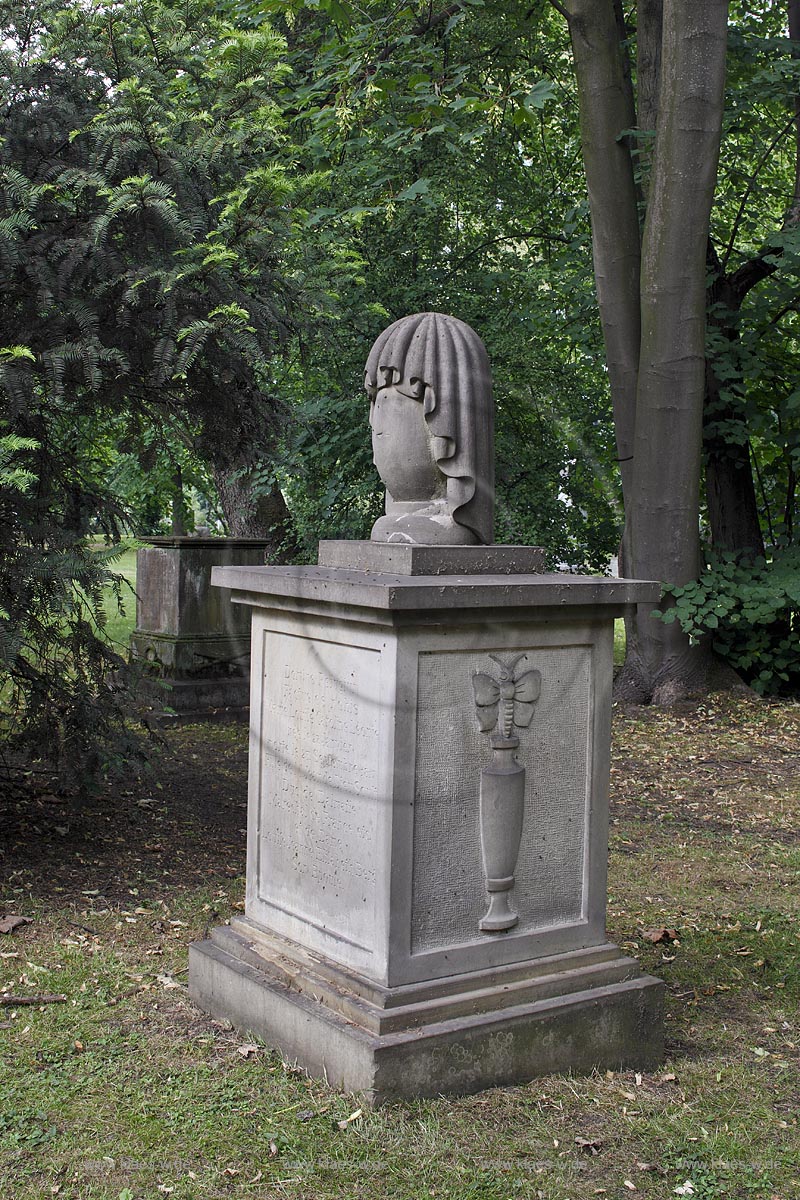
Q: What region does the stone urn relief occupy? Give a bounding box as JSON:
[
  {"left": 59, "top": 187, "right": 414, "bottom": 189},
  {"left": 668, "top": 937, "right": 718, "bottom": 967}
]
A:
[{"left": 473, "top": 653, "right": 542, "bottom": 931}]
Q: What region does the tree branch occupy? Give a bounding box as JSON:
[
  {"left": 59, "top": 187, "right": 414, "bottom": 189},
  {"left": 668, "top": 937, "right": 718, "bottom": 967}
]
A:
[
  {"left": 411, "top": 3, "right": 462, "bottom": 36},
  {"left": 0, "top": 994, "right": 67, "bottom": 1006},
  {"left": 454, "top": 227, "right": 570, "bottom": 268},
  {"left": 727, "top": 7, "right": 800, "bottom": 299},
  {"left": 721, "top": 115, "right": 795, "bottom": 272}
]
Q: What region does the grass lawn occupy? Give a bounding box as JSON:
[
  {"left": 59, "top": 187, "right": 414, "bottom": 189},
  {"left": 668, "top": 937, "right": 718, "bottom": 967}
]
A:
[
  {"left": 100, "top": 545, "right": 138, "bottom": 650},
  {"left": 1, "top": 697, "right": 798, "bottom": 1199}
]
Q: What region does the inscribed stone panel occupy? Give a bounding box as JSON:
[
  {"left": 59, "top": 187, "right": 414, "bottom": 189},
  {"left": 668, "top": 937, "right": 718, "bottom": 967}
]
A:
[
  {"left": 257, "top": 631, "right": 381, "bottom": 951},
  {"left": 411, "top": 645, "right": 591, "bottom": 954}
]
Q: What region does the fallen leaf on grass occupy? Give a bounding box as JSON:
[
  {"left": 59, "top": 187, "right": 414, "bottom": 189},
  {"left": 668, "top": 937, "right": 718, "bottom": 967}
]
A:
[
  {"left": 659, "top": 1072, "right": 677, "bottom": 1083},
  {"left": 237, "top": 1043, "right": 259, "bottom": 1058},
  {"left": 269, "top": 1141, "right": 279, "bottom": 1157},
  {"left": 0, "top": 916, "right": 33, "bottom": 935},
  {"left": 640, "top": 927, "right": 679, "bottom": 945},
  {"left": 297, "top": 1110, "right": 315, "bottom": 1123},
  {"left": 623, "top": 1181, "right": 637, "bottom": 1191},
  {"left": 575, "top": 1136, "right": 602, "bottom": 1155},
  {"left": 637, "top": 1160, "right": 667, "bottom": 1176},
  {"left": 674, "top": 1183, "right": 695, "bottom": 1196},
  {"left": 337, "top": 1108, "right": 362, "bottom": 1130},
  {"left": 156, "top": 973, "right": 180, "bottom": 990}
]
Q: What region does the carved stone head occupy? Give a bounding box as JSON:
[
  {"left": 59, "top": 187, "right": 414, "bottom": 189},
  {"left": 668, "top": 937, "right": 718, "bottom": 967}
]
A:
[{"left": 365, "top": 312, "right": 494, "bottom": 545}]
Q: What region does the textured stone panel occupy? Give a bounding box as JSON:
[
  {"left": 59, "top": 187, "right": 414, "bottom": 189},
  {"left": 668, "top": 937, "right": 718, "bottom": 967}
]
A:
[
  {"left": 256, "top": 631, "right": 381, "bottom": 950},
  {"left": 411, "top": 646, "right": 591, "bottom": 954}
]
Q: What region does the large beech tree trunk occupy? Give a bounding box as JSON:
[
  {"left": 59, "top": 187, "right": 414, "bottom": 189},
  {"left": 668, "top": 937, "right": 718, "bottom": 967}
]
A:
[
  {"left": 567, "top": 0, "right": 640, "bottom": 508},
  {"left": 565, "top": 0, "right": 730, "bottom": 703}
]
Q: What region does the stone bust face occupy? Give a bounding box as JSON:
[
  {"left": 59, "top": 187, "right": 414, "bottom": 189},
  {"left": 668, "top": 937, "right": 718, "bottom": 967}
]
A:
[
  {"left": 370, "top": 384, "right": 445, "bottom": 503},
  {"left": 365, "top": 312, "right": 495, "bottom": 545}
]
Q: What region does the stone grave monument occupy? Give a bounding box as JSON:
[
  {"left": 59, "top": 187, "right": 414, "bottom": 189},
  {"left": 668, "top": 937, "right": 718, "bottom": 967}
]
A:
[
  {"left": 189, "top": 312, "right": 664, "bottom": 1101},
  {"left": 131, "top": 535, "right": 271, "bottom": 717}
]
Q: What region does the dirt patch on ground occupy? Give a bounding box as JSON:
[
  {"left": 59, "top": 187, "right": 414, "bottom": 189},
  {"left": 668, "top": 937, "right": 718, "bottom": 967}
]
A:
[
  {"left": 0, "top": 722, "right": 249, "bottom": 906},
  {"left": 2, "top": 694, "right": 799, "bottom": 908},
  {"left": 611, "top": 695, "right": 800, "bottom": 840}
]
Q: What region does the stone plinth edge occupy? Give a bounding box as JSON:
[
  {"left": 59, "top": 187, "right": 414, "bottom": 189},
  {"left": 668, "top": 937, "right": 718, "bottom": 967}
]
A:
[
  {"left": 211, "top": 565, "right": 660, "bottom": 614},
  {"left": 189, "top": 928, "right": 664, "bottom": 1103},
  {"left": 140, "top": 536, "right": 272, "bottom": 549},
  {"left": 318, "top": 541, "right": 547, "bottom": 575}
]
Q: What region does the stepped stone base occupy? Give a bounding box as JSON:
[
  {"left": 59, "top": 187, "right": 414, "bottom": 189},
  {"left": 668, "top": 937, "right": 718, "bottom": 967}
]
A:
[{"left": 189, "top": 919, "right": 664, "bottom": 1104}]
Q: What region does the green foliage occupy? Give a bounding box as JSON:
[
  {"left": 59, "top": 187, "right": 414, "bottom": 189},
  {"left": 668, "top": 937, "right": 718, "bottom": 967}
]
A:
[
  {"left": 0, "top": 430, "right": 38, "bottom": 505},
  {"left": 702, "top": 3, "right": 800, "bottom": 554},
  {"left": 0, "top": 426, "right": 143, "bottom": 782},
  {"left": 0, "top": 0, "right": 328, "bottom": 777},
  {"left": 265, "top": 0, "right": 619, "bottom": 568},
  {"left": 658, "top": 549, "right": 800, "bottom": 694}
]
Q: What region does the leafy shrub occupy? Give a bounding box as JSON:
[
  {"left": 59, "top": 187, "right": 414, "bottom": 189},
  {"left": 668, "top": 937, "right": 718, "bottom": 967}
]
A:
[{"left": 658, "top": 548, "right": 800, "bottom": 694}]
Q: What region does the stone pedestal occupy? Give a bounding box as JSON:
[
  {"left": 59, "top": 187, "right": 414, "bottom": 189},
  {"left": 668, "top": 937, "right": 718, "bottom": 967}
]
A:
[
  {"left": 130, "top": 536, "right": 270, "bottom": 717},
  {"left": 189, "top": 546, "right": 664, "bottom": 1100}
]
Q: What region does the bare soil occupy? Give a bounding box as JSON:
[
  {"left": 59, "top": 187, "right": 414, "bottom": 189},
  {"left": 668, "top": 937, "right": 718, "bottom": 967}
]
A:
[{"left": 0, "top": 722, "right": 249, "bottom": 906}]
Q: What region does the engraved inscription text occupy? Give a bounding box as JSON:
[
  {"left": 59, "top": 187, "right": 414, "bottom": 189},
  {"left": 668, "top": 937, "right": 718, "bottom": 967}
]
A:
[{"left": 256, "top": 633, "right": 381, "bottom": 950}]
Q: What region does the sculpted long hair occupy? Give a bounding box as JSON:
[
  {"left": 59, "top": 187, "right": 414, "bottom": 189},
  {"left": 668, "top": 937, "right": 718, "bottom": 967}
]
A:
[{"left": 364, "top": 312, "right": 494, "bottom": 544}]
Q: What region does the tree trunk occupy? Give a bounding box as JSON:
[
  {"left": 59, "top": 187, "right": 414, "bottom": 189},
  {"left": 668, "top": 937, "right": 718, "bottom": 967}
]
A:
[
  {"left": 636, "top": 0, "right": 663, "bottom": 143},
  {"left": 170, "top": 466, "right": 186, "bottom": 536},
  {"left": 617, "top": 0, "right": 730, "bottom": 704},
  {"left": 703, "top": 398, "right": 765, "bottom": 558},
  {"left": 213, "top": 465, "right": 299, "bottom": 562},
  {"left": 702, "top": 262, "right": 765, "bottom": 559},
  {"left": 565, "top": 0, "right": 641, "bottom": 505}
]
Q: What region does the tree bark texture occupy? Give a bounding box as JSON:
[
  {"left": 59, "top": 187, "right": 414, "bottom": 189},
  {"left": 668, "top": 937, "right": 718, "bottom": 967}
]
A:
[
  {"left": 565, "top": 0, "right": 641, "bottom": 502},
  {"left": 567, "top": 0, "right": 731, "bottom": 703},
  {"left": 212, "top": 465, "right": 299, "bottom": 562},
  {"left": 703, "top": 256, "right": 765, "bottom": 559},
  {"left": 636, "top": 0, "right": 663, "bottom": 193},
  {"left": 636, "top": 0, "right": 663, "bottom": 138},
  {"left": 619, "top": 0, "right": 730, "bottom": 704}
]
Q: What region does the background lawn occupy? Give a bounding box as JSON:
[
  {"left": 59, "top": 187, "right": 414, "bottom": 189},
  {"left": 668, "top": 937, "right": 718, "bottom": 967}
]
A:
[{"left": 101, "top": 544, "right": 138, "bottom": 650}]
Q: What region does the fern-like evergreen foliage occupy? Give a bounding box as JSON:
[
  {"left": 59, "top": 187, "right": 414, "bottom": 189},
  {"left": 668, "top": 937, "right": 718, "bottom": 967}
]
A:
[{"left": 0, "top": 0, "right": 325, "bottom": 784}]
